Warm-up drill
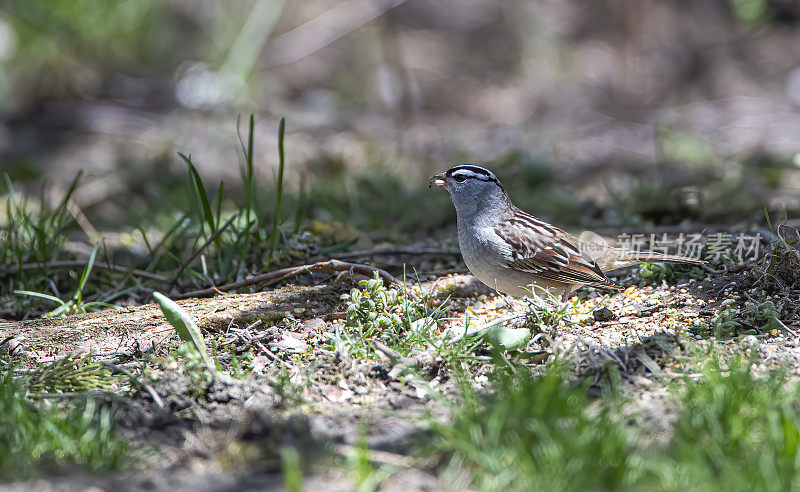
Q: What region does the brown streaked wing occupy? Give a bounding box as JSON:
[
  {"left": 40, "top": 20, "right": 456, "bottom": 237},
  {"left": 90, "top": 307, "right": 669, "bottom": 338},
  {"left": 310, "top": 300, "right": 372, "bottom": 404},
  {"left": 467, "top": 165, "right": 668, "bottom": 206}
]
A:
[{"left": 495, "top": 212, "right": 619, "bottom": 289}]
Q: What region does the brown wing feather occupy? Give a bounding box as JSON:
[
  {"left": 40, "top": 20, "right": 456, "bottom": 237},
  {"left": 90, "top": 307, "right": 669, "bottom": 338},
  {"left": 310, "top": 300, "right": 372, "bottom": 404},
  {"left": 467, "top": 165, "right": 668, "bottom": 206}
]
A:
[{"left": 496, "top": 210, "right": 620, "bottom": 290}]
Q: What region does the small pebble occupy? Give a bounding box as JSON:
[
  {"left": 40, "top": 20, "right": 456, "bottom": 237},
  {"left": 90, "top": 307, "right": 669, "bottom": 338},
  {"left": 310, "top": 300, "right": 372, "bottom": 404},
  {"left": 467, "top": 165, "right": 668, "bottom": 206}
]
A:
[
  {"left": 269, "top": 333, "right": 308, "bottom": 353},
  {"left": 740, "top": 335, "right": 759, "bottom": 349},
  {"left": 593, "top": 307, "right": 617, "bottom": 322}
]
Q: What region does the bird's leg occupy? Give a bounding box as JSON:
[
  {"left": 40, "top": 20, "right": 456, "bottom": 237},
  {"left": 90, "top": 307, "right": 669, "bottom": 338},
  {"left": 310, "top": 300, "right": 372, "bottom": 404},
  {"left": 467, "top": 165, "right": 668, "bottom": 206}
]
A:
[
  {"left": 496, "top": 292, "right": 517, "bottom": 311},
  {"left": 560, "top": 286, "right": 571, "bottom": 303}
]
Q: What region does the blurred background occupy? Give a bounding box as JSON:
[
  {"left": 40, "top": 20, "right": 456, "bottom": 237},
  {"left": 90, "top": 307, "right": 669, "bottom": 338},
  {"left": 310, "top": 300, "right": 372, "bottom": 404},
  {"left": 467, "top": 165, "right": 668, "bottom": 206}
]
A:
[{"left": 2, "top": 0, "right": 800, "bottom": 239}]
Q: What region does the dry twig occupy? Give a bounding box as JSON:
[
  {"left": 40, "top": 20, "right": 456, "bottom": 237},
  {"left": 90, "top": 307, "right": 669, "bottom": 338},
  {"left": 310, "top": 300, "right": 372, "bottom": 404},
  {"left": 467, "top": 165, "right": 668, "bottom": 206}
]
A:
[
  {"left": 173, "top": 259, "right": 401, "bottom": 299},
  {"left": 0, "top": 260, "right": 168, "bottom": 282},
  {"left": 333, "top": 443, "right": 420, "bottom": 468},
  {"left": 254, "top": 341, "right": 294, "bottom": 370},
  {"left": 371, "top": 339, "right": 435, "bottom": 376},
  {"left": 776, "top": 318, "right": 800, "bottom": 338},
  {"left": 331, "top": 247, "right": 460, "bottom": 260}
]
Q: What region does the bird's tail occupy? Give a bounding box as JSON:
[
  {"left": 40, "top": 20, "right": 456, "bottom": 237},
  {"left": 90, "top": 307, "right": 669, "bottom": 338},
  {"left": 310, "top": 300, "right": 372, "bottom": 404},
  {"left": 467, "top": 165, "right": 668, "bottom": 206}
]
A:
[{"left": 609, "top": 251, "right": 706, "bottom": 270}]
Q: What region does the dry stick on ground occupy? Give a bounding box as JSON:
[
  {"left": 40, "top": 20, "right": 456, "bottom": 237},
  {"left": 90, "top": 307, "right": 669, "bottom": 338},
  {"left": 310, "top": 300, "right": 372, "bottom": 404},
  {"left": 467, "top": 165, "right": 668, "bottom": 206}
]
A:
[
  {"left": 333, "top": 443, "right": 421, "bottom": 469},
  {"left": 776, "top": 318, "right": 800, "bottom": 338},
  {"left": 254, "top": 341, "right": 294, "bottom": 370},
  {"left": 702, "top": 263, "right": 748, "bottom": 275},
  {"left": 331, "top": 247, "right": 460, "bottom": 260},
  {"left": 215, "top": 318, "right": 293, "bottom": 369},
  {"left": 372, "top": 340, "right": 434, "bottom": 366},
  {"left": 219, "top": 319, "right": 265, "bottom": 348},
  {"left": 0, "top": 260, "right": 169, "bottom": 282},
  {"left": 371, "top": 340, "right": 436, "bottom": 379},
  {"left": 173, "top": 259, "right": 402, "bottom": 299}
]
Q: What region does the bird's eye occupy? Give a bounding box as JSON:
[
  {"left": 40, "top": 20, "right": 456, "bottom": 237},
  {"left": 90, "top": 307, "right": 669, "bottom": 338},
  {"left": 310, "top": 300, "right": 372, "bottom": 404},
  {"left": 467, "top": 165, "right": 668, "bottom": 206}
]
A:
[{"left": 454, "top": 174, "right": 468, "bottom": 183}]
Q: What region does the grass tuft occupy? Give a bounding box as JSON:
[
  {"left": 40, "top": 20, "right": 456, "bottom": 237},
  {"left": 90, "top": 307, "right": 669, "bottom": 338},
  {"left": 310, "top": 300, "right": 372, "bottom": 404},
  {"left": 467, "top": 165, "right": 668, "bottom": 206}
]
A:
[
  {"left": 658, "top": 355, "right": 800, "bottom": 489},
  {"left": 638, "top": 261, "right": 705, "bottom": 286},
  {"left": 0, "top": 171, "right": 79, "bottom": 267},
  {"left": 429, "top": 352, "right": 800, "bottom": 490},
  {"left": 430, "top": 361, "right": 639, "bottom": 491},
  {"left": 336, "top": 272, "right": 435, "bottom": 359},
  {"left": 14, "top": 243, "right": 118, "bottom": 317},
  {"left": 25, "top": 354, "right": 116, "bottom": 393},
  {"left": 0, "top": 367, "right": 127, "bottom": 479}
]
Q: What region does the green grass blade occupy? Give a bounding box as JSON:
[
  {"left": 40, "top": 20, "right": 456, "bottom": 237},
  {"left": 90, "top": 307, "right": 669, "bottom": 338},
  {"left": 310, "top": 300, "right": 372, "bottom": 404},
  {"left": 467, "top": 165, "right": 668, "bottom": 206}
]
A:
[
  {"left": 137, "top": 226, "right": 154, "bottom": 255},
  {"left": 281, "top": 446, "right": 303, "bottom": 492},
  {"left": 48, "top": 171, "right": 82, "bottom": 229},
  {"left": 146, "top": 214, "right": 190, "bottom": 272},
  {"left": 46, "top": 302, "right": 72, "bottom": 317},
  {"left": 179, "top": 153, "right": 216, "bottom": 237},
  {"left": 216, "top": 180, "right": 224, "bottom": 230},
  {"left": 764, "top": 204, "right": 773, "bottom": 232},
  {"left": 246, "top": 114, "right": 255, "bottom": 224},
  {"left": 14, "top": 290, "right": 65, "bottom": 306},
  {"left": 267, "top": 117, "right": 286, "bottom": 266},
  {"left": 153, "top": 292, "right": 215, "bottom": 373},
  {"left": 82, "top": 302, "right": 121, "bottom": 311},
  {"left": 74, "top": 243, "right": 100, "bottom": 302}
]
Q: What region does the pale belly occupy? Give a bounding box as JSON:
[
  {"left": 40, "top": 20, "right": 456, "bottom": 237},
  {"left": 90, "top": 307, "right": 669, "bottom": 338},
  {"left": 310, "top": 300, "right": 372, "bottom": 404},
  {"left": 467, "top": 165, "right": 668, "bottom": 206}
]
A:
[
  {"left": 457, "top": 224, "right": 572, "bottom": 298},
  {"left": 465, "top": 258, "right": 570, "bottom": 298}
]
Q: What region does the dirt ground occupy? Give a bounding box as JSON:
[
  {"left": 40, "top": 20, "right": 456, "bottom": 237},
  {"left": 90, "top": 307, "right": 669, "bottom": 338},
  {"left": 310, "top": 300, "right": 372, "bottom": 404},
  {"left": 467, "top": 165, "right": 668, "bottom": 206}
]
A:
[{"left": 2, "top": 239, "right": 800, "bottom": 491}]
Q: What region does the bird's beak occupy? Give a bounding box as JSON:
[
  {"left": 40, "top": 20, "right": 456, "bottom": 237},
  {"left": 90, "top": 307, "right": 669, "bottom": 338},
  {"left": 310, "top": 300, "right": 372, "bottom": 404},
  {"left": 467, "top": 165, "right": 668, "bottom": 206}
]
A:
[{"left": 429, "top": 173, "right": 447, "bottom": 189}]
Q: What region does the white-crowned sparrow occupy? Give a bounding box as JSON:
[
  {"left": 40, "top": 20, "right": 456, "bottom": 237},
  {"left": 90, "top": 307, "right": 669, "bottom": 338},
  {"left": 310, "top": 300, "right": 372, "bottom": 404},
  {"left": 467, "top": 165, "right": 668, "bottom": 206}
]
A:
[{"left": 430, "top": 165, "right": 705, "bottom": 300}]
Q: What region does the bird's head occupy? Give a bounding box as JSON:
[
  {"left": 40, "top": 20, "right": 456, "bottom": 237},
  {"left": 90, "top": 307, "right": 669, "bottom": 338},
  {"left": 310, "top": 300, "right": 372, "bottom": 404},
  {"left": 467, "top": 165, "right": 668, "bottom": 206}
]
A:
[{"left": 430, "top": 164, "right": 508, "bottom": 216}]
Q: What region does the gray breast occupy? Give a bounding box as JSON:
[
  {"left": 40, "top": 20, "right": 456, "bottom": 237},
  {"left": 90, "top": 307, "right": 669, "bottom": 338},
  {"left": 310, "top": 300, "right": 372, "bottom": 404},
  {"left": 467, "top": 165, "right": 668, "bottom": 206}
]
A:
[{"left": 456, "top": 221, "right": 571, "bottom": 297}]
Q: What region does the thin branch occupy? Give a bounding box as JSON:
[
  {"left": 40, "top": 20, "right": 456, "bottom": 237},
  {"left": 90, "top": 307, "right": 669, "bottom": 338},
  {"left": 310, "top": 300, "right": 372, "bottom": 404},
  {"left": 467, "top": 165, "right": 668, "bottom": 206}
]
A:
[
  {"left": 0, "top": 260, "right": 168, "bottom": 282},
  {"left": 371, "top": 339, "right": 435, "bottom": 379},
  {"left": 331, "top": 247, "right": 460, "bottom": 260},
  {"left": 67, "top": 198, "right": 101, "bottom": 244},
  {"left": 254, "top": 340, "right": 293, "bottom": 370},
  {"left": 776, "top": 318, "right": 799, "bottom": 338},
  {"left": 701, "top": 263, "right": 748, "bottom": 275},
  {"left": 371, "top": 339, "right": 402, "bottom": 363},
  {"left": 333, "top": 443, "right": 420, "bottom": 468},
  {"left": 172, "top": 259, "right": 401, "bottom": 299}
]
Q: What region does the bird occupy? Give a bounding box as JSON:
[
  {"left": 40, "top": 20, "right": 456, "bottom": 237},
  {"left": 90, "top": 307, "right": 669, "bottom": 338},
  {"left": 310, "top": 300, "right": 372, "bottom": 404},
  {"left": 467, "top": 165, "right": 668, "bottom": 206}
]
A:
[{"left": 430, "top": 164, "right": 705, "bottom": 300}]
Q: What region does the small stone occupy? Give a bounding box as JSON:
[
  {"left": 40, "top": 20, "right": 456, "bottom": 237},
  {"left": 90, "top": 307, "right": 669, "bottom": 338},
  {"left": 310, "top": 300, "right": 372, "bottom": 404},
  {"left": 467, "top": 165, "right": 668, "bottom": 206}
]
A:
[
  {"left": 740, "top": 335, "right": 759, "bottom": 348},
  {"left": 250, "top": 355, "right": 269, "bottom": 373},
  {"left": 0, "top": 337, "right": 29, "bottom": 356},
  {"left": 593, "top": 307, "right": 617, "bottom": 322},
  {"left": 302, "top": 318, "right": 327, "bottom": 332},
  {"left": 323, "top": 385, "right": 353, "bottom": 403},
  {"left": 269, "top": 333, "right": 309, "bottom": 353}
]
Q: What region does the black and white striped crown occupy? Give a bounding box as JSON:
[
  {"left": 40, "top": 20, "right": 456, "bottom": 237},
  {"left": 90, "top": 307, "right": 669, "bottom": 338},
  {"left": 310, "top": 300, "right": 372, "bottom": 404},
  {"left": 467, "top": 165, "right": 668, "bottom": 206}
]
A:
[{"left": 445, "top": 165, "right": 504, "bottom": 189}]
